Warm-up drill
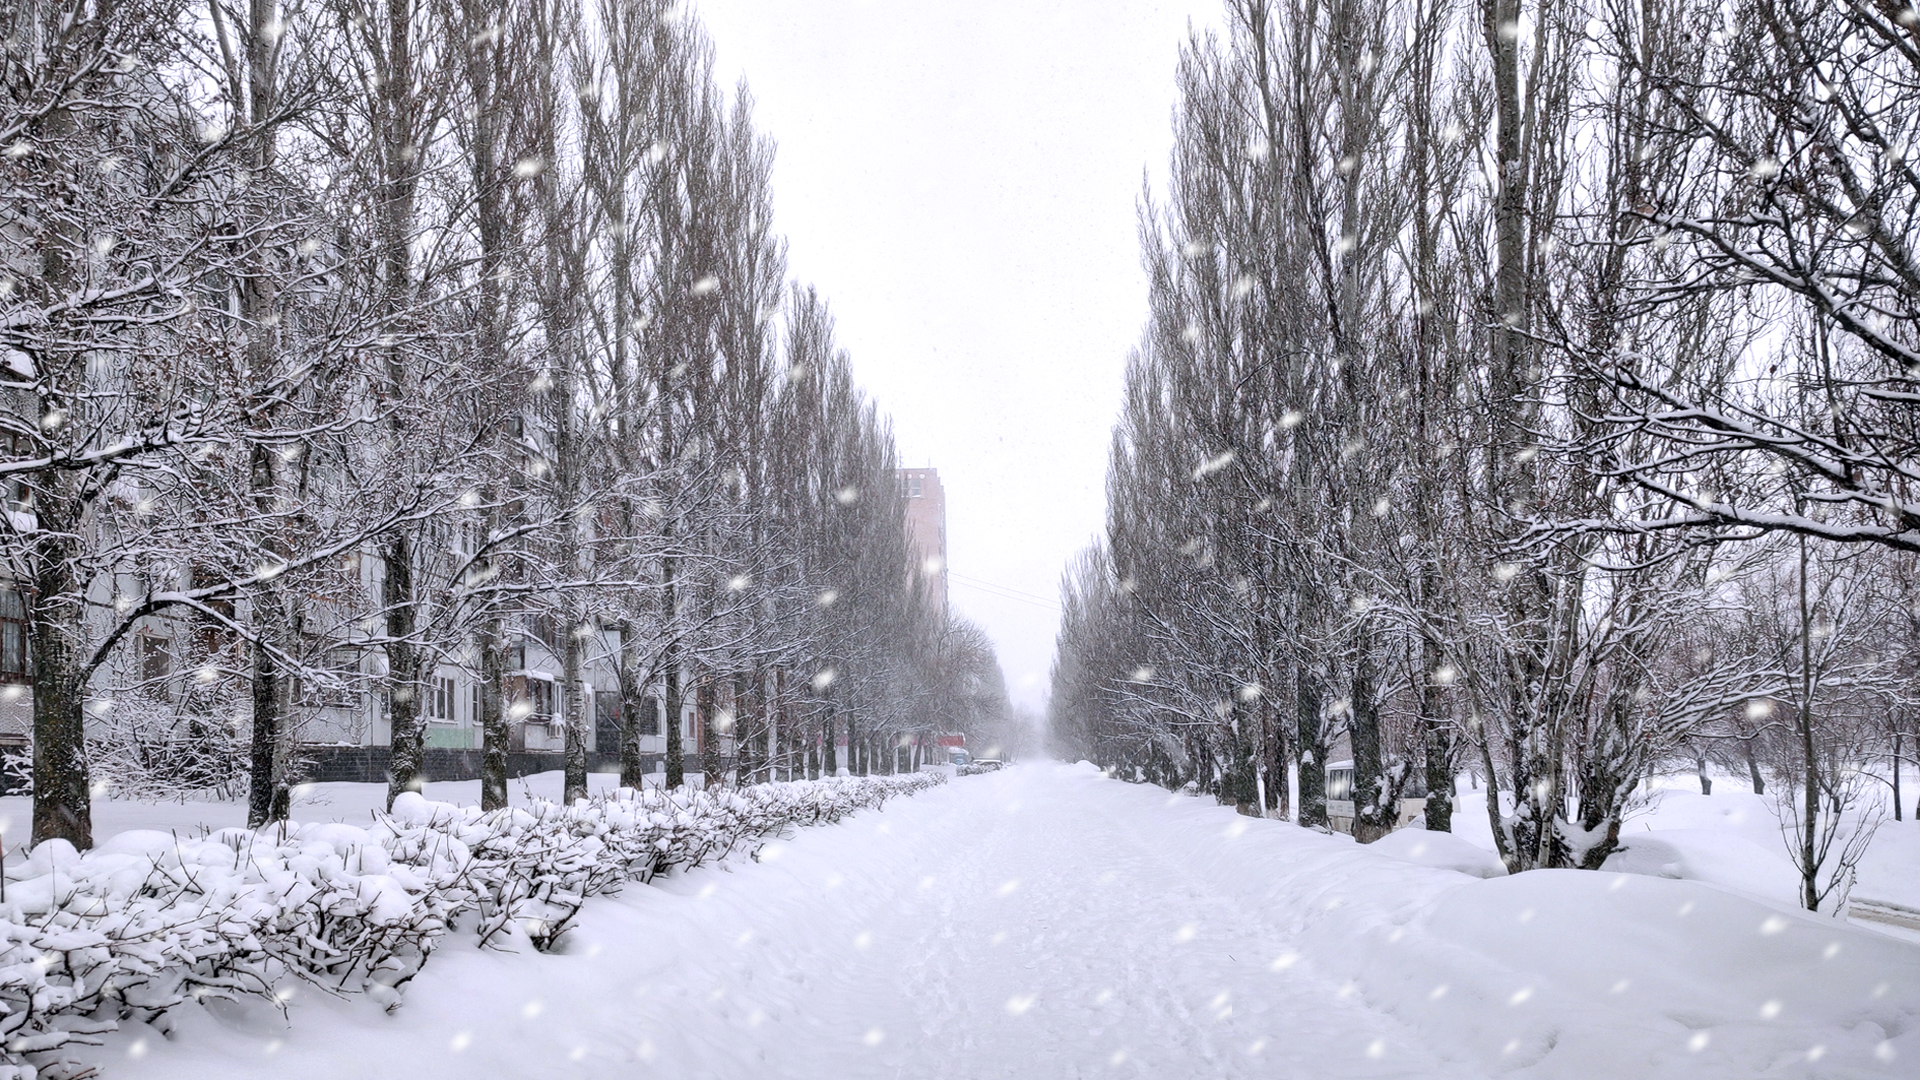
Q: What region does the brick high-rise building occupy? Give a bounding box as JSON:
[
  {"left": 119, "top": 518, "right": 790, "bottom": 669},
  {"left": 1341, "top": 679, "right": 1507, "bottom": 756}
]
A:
[{"left": 897, "top": 468, "right": 947, "bottom": 618}]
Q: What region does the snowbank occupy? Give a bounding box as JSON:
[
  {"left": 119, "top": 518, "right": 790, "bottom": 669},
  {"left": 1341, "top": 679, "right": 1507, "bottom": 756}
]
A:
[
  {"left": 1071, "top": 767, "right": 1918, "bottom": 1078},
  {"left": 1443, "top": 784, "right": 1920, "bottom": 917},
  {"left": 1368, "top": 826, "right": 1509, "bottom": 879},
  {"left": 0, "top": 773, "right": 943, "bottom": 1079}
]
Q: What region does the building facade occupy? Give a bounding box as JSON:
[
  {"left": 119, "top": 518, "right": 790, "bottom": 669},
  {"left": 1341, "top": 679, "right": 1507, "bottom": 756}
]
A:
[{"left": 897, "top": 467, "right": 947, "bottom": 618}]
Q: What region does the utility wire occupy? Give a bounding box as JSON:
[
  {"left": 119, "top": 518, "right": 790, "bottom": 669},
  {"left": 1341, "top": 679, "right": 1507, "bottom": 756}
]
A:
[
  {"left": 947, "top": 572, "right": 1062, "bottom": 612},
  {"left": 948, "top": 571, "right": 1058, "bottom": 606}
]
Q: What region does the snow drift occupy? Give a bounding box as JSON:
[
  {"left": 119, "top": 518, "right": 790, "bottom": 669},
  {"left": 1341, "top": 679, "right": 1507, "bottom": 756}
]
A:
[
  {"left": 0, "top": 772, "right": 944, "bottom": 1080},
  {"left": 1077, "top": 766, "right": 1917, "bottom": 1078}
]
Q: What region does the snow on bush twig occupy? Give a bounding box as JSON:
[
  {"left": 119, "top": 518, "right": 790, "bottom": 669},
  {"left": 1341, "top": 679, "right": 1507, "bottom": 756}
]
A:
[{"left": 0, "top": 772, "right": 944, "bottom": 1079}]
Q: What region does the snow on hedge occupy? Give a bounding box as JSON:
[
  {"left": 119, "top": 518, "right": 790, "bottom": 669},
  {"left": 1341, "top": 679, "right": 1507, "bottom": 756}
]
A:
[{"left": 0, "top": 771, "right": 945, "bottom": 1080}]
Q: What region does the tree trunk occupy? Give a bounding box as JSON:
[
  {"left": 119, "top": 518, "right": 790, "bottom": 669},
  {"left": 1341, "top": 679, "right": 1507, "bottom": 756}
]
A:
[
  {"left": 1481, "top": 0, "right": 1556, "bottom": 874},
  {"left": 617, "top": 625, "right": 645, "bottom": 788},
  {"left": 385, "top": 534, "right": 424, "bottom": 807},
  {"left": 733, "top": 671, "right": 759, "bottom": 786},
  {"left": 562, "top": 623, "right": 588, "bottom": 804},
  {"left": 374, "top": 0, "right": 426, "bottom": 815},
  {"left": 246, "top": 617, "right": 288, "bottom": 829},
  {"left": 479, "top": 614, "right": 509, "bottom": 810},
  {"left": 1350, "top": 627, "right": 1391, "bottom": 843},
  {"left": 1295, "top": 667, "right": 1328, "bottom": 828},
  {"left": 1419, "top": 629, "right": 1453, "bottom": 832},
  {"left": 664, "top": 658, "right": 685, "bottom": 789},
  {"left": 29, "top": 538, "right": 91, "bottom": 850},
  {"left": 822, "top": 699, "right": 837, "bottom": 776},
  {"left": 1797, "top": 535, "right": 1820, "bottom": 912},
  {"left": 241, "top": 0, "right": 289, "bottom": 833},
  {"left": 771, "top": 669, "right": 787, "bottom": 781},
  {"left": 1480, "top": 732, "right": 1514, "bottom": 871},
  {"left": 698, "top": 678, "right": 721, "bottom": 787},
  {"left": 462, "top": 0, "right": 512, "bottom": 814},
  {"left": 1891, "top": 726, "right": 1902, "bottom": 823}
]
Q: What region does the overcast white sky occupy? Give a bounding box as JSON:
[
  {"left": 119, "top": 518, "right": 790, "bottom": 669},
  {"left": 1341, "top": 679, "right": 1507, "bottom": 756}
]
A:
[{"left": 699, "top": 1, "right": 1218, "bottom": 712}]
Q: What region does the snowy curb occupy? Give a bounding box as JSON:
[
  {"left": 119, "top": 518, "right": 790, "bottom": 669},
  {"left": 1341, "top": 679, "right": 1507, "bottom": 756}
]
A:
[{"left": 0, "top": 772, "right": 945, "bottom": 1079}]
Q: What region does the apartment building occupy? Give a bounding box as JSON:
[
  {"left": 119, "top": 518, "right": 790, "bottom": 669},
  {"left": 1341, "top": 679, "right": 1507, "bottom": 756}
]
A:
[
  {"left": 0, "top": 524, "right": 718, "bottom": 786},
  {"left": 897, "top": 467, "right": 947, "bottom": 618}
]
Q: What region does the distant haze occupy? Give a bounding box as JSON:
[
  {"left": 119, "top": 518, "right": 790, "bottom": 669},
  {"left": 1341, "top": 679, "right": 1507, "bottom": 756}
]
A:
[{"left": 700, "top": 0, "right": 1218, "bottom": 711}]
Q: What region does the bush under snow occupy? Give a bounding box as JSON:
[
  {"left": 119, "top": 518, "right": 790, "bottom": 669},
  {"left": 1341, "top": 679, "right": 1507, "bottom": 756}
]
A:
[{"left": 0, "top": 771, "right": 945, "bottom": 1079}]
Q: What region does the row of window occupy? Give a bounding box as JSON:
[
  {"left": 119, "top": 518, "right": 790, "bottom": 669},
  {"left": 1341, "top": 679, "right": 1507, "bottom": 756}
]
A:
[
  {"left": 0, "top": 591, "right": 684, "bottom": 740},
  {"left": 422, "top": 673, "right": 671, "bottom": 736}
]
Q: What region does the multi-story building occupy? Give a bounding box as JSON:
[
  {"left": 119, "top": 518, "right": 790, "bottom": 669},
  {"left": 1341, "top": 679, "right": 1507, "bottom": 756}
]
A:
[
  {"left": 897, "top": 467, "right": 947, "bottom": 618},
  {"left": 285, "top": 593, "right": 717, "bottom": 780},
  {"left": 0, "top": 513, "right": 719, "bottom": 787}
]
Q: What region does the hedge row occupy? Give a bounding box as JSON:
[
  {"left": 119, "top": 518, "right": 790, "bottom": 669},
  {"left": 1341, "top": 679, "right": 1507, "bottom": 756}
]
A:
[{"left": 0, "top": 771, "right": 947, "bottom": 1079}]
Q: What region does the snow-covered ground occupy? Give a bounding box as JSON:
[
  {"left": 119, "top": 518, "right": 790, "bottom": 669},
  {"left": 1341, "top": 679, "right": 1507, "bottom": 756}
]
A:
[
  {"left": 55, "top": 762, "right": 1917, "bottom": 1079},
  {"left": 1442, "top": 775, "right": 1920, "bottom": 916}
]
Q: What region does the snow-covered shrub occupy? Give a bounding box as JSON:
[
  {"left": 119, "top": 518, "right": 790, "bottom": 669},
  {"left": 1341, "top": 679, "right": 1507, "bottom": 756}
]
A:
[
  {"left": 86, "top": 692, "right": 251, "bottom": 803},
  {"left": 0, "top": 771, "right": 944, "bottom": 1078},
  {"left": 372, "top": 772, "right": 947, "bottom": 950},
  {"left": 0, "top": 692, "right": 253, "bottom": 806}
]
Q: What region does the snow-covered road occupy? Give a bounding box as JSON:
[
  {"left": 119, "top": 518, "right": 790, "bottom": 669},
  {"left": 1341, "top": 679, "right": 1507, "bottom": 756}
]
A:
[
  {"left": 114, "top": 763, "right": 1918, "bottom": 1079},
  {"left": 660, "top": 763, "right": 1474, "bottom": 1080}
]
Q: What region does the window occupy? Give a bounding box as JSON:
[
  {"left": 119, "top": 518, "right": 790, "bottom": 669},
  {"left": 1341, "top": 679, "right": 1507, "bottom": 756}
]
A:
[
  {"left": 594, "top": 690, "right": 622, "bottom": 754},
  {"left": 4, "top": 447, "right": 25, "bottom": 511},
  {"left": 519, "top": 677, "right": 556, "bottom": 725},
  {"left": 294, "top": 649, "right": 363, "bottom": 710},
  {"left": 188, "top": 568, "right": 235, "bottom": 656},
  {"left": 139, "top": 634, "right": 172, "bottom": 686},
  {"left": 908, "top": 475, "right": 923, "bottom": 498},
  {"left": 595, "top": 689, "right": 622, "bottom": 727},
  {"left": 1325, "top": 768, "right": 1354, "bottom": 802},
  {"left": 640, "top": 694, "right": 662, "bottom": 736},
  {"left": 428, "top": 676, "right": 456, "bottom": 722},
  {"left": 470, "top": 683, "right": 484, "bottom": 725},
  {"left": 0, "top": 590, "right": 28, "bottom": 684}
]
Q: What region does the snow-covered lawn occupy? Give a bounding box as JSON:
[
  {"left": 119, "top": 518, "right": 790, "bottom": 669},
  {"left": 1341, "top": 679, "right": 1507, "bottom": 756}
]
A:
[
  {"left": 55, "top": 762, "right": 1915, "bottom": 1079},
  {"left": 1439, "top": 776, "right": 1920, "bottom": 918}
]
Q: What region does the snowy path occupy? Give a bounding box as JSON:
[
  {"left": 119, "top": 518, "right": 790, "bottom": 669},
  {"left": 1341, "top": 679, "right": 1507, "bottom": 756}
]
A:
[
  {"left": 109, "top": 763, "right": 1918, "bottom": 1080},
  {"left": 110, "top": 764, "right": 1467, "bottom": 1079},
  {"left": 660, "top": 765, "right": 1475, "bottom": 1080}
]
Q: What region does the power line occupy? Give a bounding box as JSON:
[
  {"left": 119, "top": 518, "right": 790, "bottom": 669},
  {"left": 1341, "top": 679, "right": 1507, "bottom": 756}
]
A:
[
  {"left": 948, "top": 571, "right": 1058, "bottom": 606},
  {"left": 952, "top": 578, "right": 1058, "bottom": 611},
  {"left": 947, "top": 572, "right": 1061, "bottom": 612}
]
